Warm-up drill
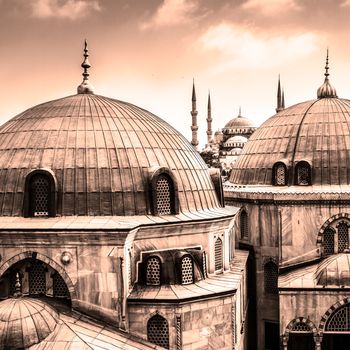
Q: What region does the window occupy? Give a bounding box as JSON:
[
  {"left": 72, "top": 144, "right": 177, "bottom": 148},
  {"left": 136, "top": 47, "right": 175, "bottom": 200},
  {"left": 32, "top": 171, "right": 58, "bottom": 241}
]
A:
[
  {"left": 28, "top": 261, "right": 46, "bottom": 295},
  {"left": 215, "top": 237, "right": 223, "bottom": 271},
  {"left": 264, "top": 261, "right": 278, "bottom": 295},
  {"left": 337, "top": 221, "right": 349, "bottom": 253},
  {"left": 240, "top": 210, "right": 248, "bottom": 239},
  {"left": 147, "top": 314, "right": 169, "bottom": 349},
  {"left": 53, "top": 273, "right": 69, "bottom": 298},
  {"left": 323, "top": 227, "right": 335, "bottom": 256},
  {"left": 273, "top": 162, "right": 287, "bottom": 185},
  {"left": 326, "top": 304, "right": 350, "bottom": 332},
  {"left": 291, "top": 321, "right": 311, "bottom": 332},
  {"left": 181, "top": 256, "right": 193, "bottom": 285},
  {"left": 29, "top": 173, "right": 51, "bottom": 216},
  {"left": 156, "top": 175, "right": 174, "bottom": 215},
  {"left": 295, "top": 161, "right": 311, "bottom": 185},
  {"left": 146, "top": 256, "right": 161, "bottom": 286}
]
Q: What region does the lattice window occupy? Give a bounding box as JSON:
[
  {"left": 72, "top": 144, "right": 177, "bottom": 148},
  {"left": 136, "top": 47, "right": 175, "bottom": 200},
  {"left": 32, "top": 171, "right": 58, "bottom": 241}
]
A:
[
  {"left": 338, "top": 222, "right": 349, "bottom": 253},
  {"left": 326, "top": 304, "right": 350, "bottom": 332},
  {"left": 181, "top": 256, "right": 193, "bottom": 285},
  {"left": 240, "top": 210, "right": 248, "bottom": 239},
  {"left": 264, "top": 261, "right": 278, "bottom": 295},
  {"left": 53, "top": 273, "right": 69, "bottom": 298},
  {"left": 291, "top": 321, "right": 312, "bottom": 332},
  {"left": 323, "top": 227, "right": 335, "bottom": 255},
  {"left": 146, "top": 256, "right": 161, "bottom": 286},
  {"left": 29, "top": 262, "right": 46, "bottom": 295},
  {"left": 30, "top": 174, "right": 50, "bottom": 216},
  {"left": 215, "top": 237, "right": 223, "bottom": 271},
  {"left": 296, "top": 162, "right": 311, "bottom": 185},
  {"left": 147, "top": 314, "right": 169, "bottom": 349},
  {"left": 274, "top": 163, "right": 286, "bottom": 185},
  {"left": 156, "top": 175, "right": 173, "bottom": 215}
]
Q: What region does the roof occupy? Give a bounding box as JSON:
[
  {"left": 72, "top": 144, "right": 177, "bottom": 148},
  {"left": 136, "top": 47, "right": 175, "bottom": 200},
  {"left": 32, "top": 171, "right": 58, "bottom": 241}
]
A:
[
  {"left": 0, "top": 94, "right": 219, "bottom": 216},
  {"left": 230, "top": 98, "right": 350, "bottom": 186}
]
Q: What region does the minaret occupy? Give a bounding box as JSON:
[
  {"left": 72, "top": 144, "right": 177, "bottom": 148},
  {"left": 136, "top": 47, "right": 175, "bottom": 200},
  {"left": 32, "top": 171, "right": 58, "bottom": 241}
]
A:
[
  {"left": 190, "top": 80, "right": 199, "bottom": 150},
  {"left": 206, "top": 92, "right": 213, "bottom": 145},
  {"left": 281, "top": 88, "right": 285, "bottom": 109},
  {"left": 77, "top": 40, "right": 95, "bottom": 94},
  {"left": 276, "top": 75, "right": 283, "bottom": 113}
]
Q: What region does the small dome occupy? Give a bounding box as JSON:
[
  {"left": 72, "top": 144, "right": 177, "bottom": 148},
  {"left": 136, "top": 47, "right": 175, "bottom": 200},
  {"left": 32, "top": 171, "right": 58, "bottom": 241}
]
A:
[
  {"left": 224, "top": 114, "right": 255, "bottom": 129},
  {"left": 0, "top": 297, "right": 59, "bottom": 349},
  {"left": 223, "top": 135, "right": 248, "bottom": 149},
  {"left": 315, "top": 254, "right": 350, "bottom": 286}
]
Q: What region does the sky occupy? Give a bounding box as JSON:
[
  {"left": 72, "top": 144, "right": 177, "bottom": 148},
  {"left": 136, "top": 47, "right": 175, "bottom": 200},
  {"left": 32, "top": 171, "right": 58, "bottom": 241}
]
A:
[{"left": 0, "top": 0, "right": 350, "bottom": 148}]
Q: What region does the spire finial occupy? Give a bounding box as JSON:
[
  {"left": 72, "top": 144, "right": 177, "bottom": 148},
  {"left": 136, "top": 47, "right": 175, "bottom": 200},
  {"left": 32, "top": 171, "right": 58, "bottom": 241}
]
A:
[
  {"left": 276, "top": 74, "right": 283, "bottom": 113},
  {"left": 13, "top": 272, "right": 22, "bottom": 298},
  {"left": 317, "top": 49, "right": 337, "bottom": 99},
  {"left": 77, "top": 40, "right": 95, "bottom": 94},
  {"left": 192, "top": 79, "right": 196, "bottom": 102},
  {"left": 238, "top": 106, "right": 242, "bottom": 117}
]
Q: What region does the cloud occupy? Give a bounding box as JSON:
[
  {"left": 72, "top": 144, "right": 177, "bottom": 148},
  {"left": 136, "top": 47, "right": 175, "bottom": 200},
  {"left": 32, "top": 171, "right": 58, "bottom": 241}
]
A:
[
  {"left": 31, "top": 0, "right": 101, "bottom": 20},
  {"left": 198, "top": 23, "right": 320, "bottom": 71},
  {"left": 241, "top": 0, "right": 301, "bottom": 16},
  {"left": 341, "top": 0, "right": 350, "bottom": 6},
  {"left": 140, "top": 0, "right": 204, "bottom": 30}
]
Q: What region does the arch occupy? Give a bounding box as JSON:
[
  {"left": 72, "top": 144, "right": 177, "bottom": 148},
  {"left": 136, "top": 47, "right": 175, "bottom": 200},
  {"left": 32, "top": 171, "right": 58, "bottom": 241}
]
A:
[
  {"left": 23, "top": 169, "right": 57, "bottom": 217},
  {"left": 240, "top": 209, "right": 248, "bottom": 240},
  {"left": 181, "top": 255, "right": 194, "bottom": 285},
  {"left": 214, "top": 237, "right": 223, "bottom": 271},
  {"left": 295, "top": 161, "right": 312, "bottom": 185},
  {"left": 146, "top": 256, "right": 161, "bottom": 286},
  {"left": 272, "top": 161, "right": 287, "bottom": 186},
  {"left": 0, "top": 251, "right": 76, "bottom": 299},
  {"left": 264, "top": 260, "right": 278, "bottom": 294},
  {"left": 147, "top": 313, "right": 169, "bottom": 349},
  {"left": 149, "top": 167, "right": 179, "bottom": 215},
  {"left": 283, "top": 317, "right": 318, "bottom": 343},
  {"left": 319, "top": 298, "right": 350, "bottom": 334}
]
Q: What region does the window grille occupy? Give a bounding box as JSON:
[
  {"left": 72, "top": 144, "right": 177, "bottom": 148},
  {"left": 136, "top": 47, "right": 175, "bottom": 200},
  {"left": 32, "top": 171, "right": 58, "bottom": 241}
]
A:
[
  {"left": 338, "top": 222, "right": 349, "bottom": 253},
  {"left": 296, "top": 162, "right": 311, "bottom": 185},
  {"left": 30, "top": 174, "right": 50, "bottom": 216},
  {"left": 146, "top": 257, "right": 161, "bottom": 286},
  {"left": 326, "top": 304, "right": 350, "bottom": 332},
  {"left": 147, "top": 314, "right": 169, "bottom": 349},
  {"left": 181, "top": 256, "right": 193, "bottom": 285},
  {"left": 156, "top": 175, "right": 172, "bottom": 215},
  {"left": 240, "top": 210, "right": 248, "bottom": 239},
  {"left": 323, "top": 227, "right": 334, "bottom": 255},
  {"left": 264, "top": 261, "right": 278, "bottom": 295},
  {"left": 53, "top": 273, "right": 69, "bottom": 298},
  {"left": 275, "top": 163, "right": 286, "bottom": 185},
  {"left": 29, "top": 262, "right": 46, "bottom": 295},
  {"left": 291, "top": 321, "right": 311, "bottom": 332},
  {"left": 215, "top": 237, "right": 223, "bottom": 271}
]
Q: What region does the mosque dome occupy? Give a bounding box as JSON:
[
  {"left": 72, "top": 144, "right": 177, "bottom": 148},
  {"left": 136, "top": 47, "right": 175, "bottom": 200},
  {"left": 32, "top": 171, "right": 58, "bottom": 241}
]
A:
[
  {"left": 223, "top": 135, "right": 248, "bottom": 148},
  {"left": 229, "top": 55, "right": 350, "bottom": 187},
  {"left": 0, "top": 44, "right": 220, "bottom": 216},
  {"left": 224, "top": 112, "right": 255, "bottom": 129},
  {"left": 0, "top": 297, "right": 59, "bottom": 349}
]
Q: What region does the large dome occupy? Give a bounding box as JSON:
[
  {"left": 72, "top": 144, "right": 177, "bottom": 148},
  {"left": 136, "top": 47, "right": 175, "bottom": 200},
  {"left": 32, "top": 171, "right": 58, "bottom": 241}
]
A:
[
  {"left": 224, "top": 115, "right": 255, "bottom": 129},
  {"left": 230, "top": 97, "right": 350, "bottom": 186},
  {"left": 0, "top": 94, "right": 219, "bottom": 216}
]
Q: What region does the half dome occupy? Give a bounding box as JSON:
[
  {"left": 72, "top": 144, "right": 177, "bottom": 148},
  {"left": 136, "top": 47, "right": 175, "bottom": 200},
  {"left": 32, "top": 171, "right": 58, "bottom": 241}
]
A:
[
  {"left": 0, "top": 94, "right": 219, "bottom": 216},
  {"left": 0, "top": 297, "right": 59, "bottom": 349}
]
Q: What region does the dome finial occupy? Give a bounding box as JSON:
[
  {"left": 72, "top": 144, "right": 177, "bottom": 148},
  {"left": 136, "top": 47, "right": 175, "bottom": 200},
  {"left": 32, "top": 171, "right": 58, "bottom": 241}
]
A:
[
  {"left": 317, "top": 49, "right": 337, "bottom": 99},
  {"left": 238, "top": 106, "right": 242, "bottom": 117},
  {"left": 13, "top": 273, "right": 22, "bottom": 298},
  {"left": 77, "top": 40, "right": 95, "bottom": 94}
]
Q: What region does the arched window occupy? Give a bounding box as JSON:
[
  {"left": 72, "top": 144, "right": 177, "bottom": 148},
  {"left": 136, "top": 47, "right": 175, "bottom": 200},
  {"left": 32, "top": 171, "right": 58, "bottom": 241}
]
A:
[
  {"left": 240, "top": 209, "right": 248, "bottom": 239},
  {"left": 29, "top": 173, "right": 51, "bottom": 216},
  {"left": 295, "top": 161, "right": 311, "bottom": 185},
  {"left": 273, "top": 162, "right": 287, "bottom": 186},
  {"left": 28, "top": 261, "right": 46, "bottom": 295},
  {"left": 264, "top": 261, "right": 278, "bottom": 295},
  {"left": 337, "top": 221, "right": 349, "bottom": 253},
  {"left": 323, "top": 227, "right": 335, "bottom": 256},
  {"left": 146, "top": 256, "right": 161, "bottom": 286},
  {"left": 147, "top": 314, "right": 169, "bottom": 349},
  {"left": 181, "top": 256, "right": 193, "bottom": 285},
  {"left": 326, "top": 304, "right": 350, "bottom": 332},
  {"left": 156, "top": 174, "right": 175, "bottom": 215},
  {"left": 291, "top": 321, "right": 312, "bottom": 332},
  {"left": 215, "top": 237, "right": 223, "bottom": 271},
  {"left": 52, "top": 273, "right": 69, "bottom": 298}
]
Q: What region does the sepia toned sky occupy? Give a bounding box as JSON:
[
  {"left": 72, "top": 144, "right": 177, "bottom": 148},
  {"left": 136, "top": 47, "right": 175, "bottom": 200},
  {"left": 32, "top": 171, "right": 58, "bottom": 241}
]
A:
[{"left": 1, "top": 0, "right": 350, "bottom": 147}]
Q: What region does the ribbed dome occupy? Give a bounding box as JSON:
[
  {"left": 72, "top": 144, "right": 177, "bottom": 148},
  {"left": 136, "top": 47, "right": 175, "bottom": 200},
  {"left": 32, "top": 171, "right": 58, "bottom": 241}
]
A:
[
  {"left": 230, "top": 98, "right": 350, "bottom": 186},
  {"left": 315, "top": 254, "right": 350, "bottom": 286},
  {"left": 0, "top": 297, "right": 59, "bottom": 349},
  {"left": 224, "top": 115, "right": 255, "bottom": 129},
  {"left": 223, "top": 135, "right": 248, "bottom": 148},
  {"left": 0, "top": 94, "right": 219, "bottom": 216}
]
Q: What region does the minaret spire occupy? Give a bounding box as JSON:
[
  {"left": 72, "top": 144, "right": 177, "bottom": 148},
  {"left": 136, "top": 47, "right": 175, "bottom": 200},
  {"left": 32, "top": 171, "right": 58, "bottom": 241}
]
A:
[
  {"left": 281, "top": 88, "right": 285, "bottom": 109},
  {"left": 190, "top": 80, "right": 199, "bottom": 150},
  {"left": 317, "top": 49, "right": 337, "bottom": 98},
  {"left": 276, "top": 75, "right": 283, "bottom": 113},
  {"left": 77, "top": 40, "right": 95, "bottom": 94},
  {"left": 206, "top": 91, "right": 213, "bottom": 145}
]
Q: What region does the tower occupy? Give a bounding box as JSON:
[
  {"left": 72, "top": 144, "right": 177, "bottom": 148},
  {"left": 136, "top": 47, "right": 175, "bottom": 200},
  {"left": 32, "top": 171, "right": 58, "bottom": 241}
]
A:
[
  {"left": 206, "top": 92, "right": 213, "bottom": 145},
  {"left": 191, "top": 80, "right": 199, "bottom": 150}
]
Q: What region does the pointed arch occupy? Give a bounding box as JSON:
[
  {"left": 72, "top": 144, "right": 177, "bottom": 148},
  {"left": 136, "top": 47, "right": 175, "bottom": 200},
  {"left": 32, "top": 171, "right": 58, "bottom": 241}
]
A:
[
  {"left": 272, "top": 161, "right": 287, "bottom": 186},
  {"left": 240, "top": 208, "right": 248, "bottom": 240},
  {"left": 147, "top": 313, "right": 169, "bottom": 349},
  {"left": 295, "top": 161, "right": 312, "bottom": 185},
  {"left": 319, "top": 298, "right": 350, "bottom": 334}
]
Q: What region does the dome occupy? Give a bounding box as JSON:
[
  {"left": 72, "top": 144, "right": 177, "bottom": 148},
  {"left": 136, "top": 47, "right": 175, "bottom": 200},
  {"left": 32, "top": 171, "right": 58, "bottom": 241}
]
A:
[
  {"left": 0, "top": 94, "right": 220, "bottom": 216},
  {"left": 0, "top": 297, "right": 59, "bottom": 349},
  {"left": 315, "top": 254, "right": 350, "bottom": 286},
  {"left": 223, "top": 135, "right": 248, "bottom": 147},
  {"left": 229, "top": 97, "right": 350, "bottom": 186},
  {"left": 224, "top": 114, "right": 255, "bottom": 129}
]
